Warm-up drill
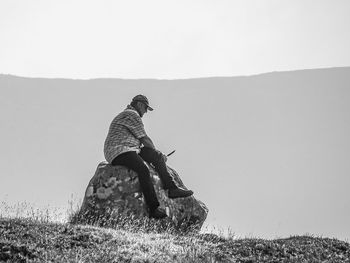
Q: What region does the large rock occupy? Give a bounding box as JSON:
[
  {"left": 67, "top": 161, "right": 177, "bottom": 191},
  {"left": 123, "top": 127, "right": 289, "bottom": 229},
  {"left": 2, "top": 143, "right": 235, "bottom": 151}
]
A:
[{"left": 74, "top": 161, "right": 208, "bottom": 231}]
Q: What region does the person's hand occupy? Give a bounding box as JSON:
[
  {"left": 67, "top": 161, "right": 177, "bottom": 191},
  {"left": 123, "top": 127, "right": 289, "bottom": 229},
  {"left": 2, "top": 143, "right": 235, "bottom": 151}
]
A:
[
  {"left": 162, "top": 153, "right": 168, "bottom": 163},
  {"left": 155, "top": 150, "right": 167, "bottom": 163}
]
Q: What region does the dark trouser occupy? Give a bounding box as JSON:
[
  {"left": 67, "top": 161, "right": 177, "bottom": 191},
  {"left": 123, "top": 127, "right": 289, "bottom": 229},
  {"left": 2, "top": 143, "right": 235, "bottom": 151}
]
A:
[{"left": 111, "top": 147, "right": 178, "bottom": 211}]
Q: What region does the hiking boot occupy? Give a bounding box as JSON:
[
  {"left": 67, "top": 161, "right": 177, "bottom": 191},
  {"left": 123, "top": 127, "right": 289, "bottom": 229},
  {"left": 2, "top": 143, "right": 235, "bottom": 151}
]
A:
[
  {"left": 149, "top": 207, "right": 167, "bottom": 219},
  {"left": 168, "top": 187, "right": 194, "bottom": 199}
]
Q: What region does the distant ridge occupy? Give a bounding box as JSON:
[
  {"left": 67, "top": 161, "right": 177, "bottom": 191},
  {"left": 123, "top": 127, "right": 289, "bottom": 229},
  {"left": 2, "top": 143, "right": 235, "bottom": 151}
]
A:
[{"left": 1, "top": 65, "right": 350, "bottom": 242}]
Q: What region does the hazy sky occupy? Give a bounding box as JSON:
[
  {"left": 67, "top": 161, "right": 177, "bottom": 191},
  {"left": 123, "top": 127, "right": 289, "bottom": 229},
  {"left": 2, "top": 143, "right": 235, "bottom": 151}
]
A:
[
  {"left": 1, "top": 1, "right": 350, "bottom": 241},
  {"left": 1, "top": 0, "right": 350, "bottom": 78}
]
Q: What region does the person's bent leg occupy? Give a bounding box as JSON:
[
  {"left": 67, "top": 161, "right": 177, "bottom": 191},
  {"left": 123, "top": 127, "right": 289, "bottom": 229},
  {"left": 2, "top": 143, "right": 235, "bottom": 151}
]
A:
[
  {"left": 139, "top": 147, "right": 194, "bottom": 199},
  {"left": 111, "top": 151, "right": 160, "bottom": 211},
  {"left": 139, "top": 147, "right": 177, "bottom": 190}
]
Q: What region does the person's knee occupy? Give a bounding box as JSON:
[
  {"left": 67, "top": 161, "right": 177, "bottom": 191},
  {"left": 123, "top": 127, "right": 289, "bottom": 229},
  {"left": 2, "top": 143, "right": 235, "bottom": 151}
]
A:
[
  {"left": 141, "top": 147, "right": 163, "bottom": 162},
  {"left": 153, "top": 150, "right": 163, "bottom": 161}
]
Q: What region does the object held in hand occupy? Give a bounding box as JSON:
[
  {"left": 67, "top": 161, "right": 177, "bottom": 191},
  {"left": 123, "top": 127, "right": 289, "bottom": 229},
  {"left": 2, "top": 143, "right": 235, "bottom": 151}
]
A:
[{"left": 167, "top": 150, "right": 176, "bottom": 157}]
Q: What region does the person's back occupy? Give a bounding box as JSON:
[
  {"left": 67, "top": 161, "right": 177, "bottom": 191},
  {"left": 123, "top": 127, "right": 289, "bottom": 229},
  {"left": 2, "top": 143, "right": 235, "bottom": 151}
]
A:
[{"left": 104, "top": 105, "right": 145, "bottom": 164}]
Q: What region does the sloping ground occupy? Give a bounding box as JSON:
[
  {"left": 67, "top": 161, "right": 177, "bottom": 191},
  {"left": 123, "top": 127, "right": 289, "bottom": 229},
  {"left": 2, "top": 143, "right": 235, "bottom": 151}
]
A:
[{"left": 0, "top": 218, "right": 349, "bottom": 263}]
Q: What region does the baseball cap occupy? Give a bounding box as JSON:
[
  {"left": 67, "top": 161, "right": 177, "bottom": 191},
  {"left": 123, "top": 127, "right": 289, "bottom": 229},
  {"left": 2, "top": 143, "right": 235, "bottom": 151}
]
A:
[{"left": 132, "top": 94, "right": 154, "bottom": 111}]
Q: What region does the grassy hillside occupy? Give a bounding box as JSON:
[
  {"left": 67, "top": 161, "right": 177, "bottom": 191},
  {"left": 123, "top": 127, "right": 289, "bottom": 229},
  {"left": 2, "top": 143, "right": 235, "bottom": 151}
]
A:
[{"left": 1, "top": 217, "right": 349, "bottom": 263}]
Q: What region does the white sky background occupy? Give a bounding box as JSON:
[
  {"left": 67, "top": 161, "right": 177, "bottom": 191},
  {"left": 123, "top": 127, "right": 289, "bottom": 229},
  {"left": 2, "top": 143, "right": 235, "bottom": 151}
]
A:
[
  {"left": 1, "top": 0, "right": 350, "bottom": 241},
  {"left": 1, "top": 0, "right": 350, "bottom": 79}
]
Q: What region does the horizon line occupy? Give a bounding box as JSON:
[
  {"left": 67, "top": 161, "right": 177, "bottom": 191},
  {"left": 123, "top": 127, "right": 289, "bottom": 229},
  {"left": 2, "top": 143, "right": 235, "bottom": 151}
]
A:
[{"left": 1, "top": 66, "right": 349, "bottom": 82}]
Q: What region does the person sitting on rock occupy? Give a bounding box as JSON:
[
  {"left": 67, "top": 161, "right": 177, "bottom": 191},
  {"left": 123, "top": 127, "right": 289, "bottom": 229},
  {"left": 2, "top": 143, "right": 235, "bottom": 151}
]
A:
[{"left": 104, "top": 94, "right": 194, "bottom": 219}]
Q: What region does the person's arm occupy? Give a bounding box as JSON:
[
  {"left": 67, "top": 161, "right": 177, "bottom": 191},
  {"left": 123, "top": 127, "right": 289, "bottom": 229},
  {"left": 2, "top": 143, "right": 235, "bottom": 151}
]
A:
[
  {"left": 139, "top": 135, "right": 168, "bottom": 162},
  {"left": 139, "top": 135, "right": 156, "bottom": 149}
]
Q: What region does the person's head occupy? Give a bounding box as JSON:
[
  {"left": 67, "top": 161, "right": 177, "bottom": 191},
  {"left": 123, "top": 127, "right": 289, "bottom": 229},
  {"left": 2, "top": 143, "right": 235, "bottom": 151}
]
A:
[{"left": 131, "top": 94, "right": 153, "bottom": 117}]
